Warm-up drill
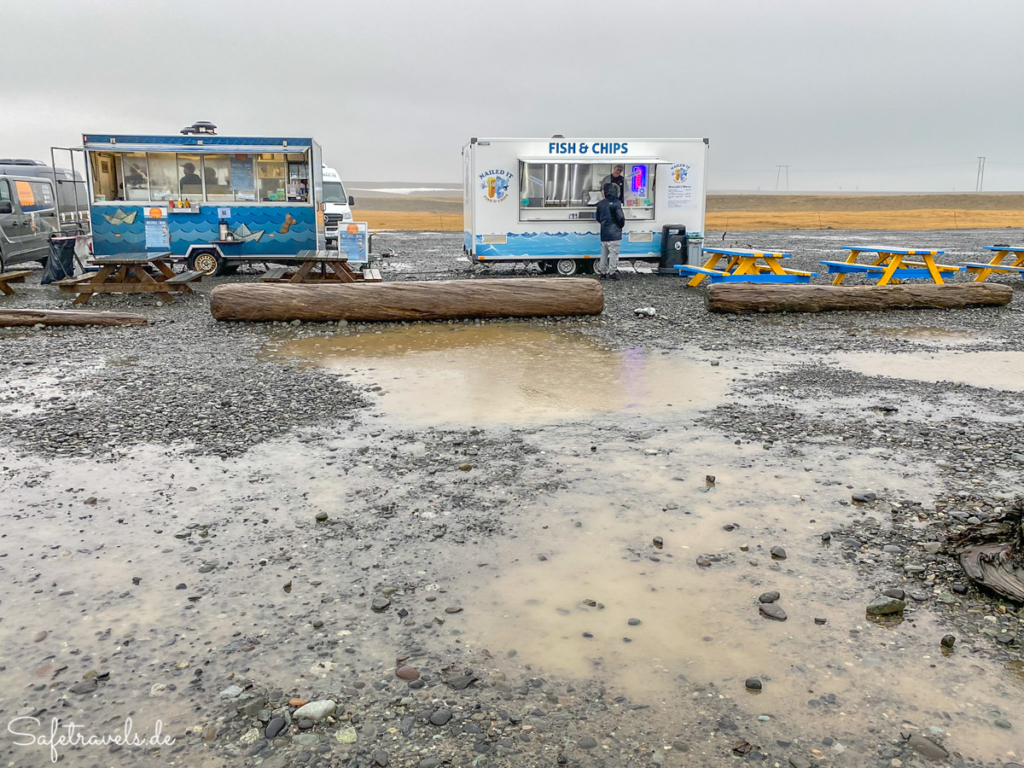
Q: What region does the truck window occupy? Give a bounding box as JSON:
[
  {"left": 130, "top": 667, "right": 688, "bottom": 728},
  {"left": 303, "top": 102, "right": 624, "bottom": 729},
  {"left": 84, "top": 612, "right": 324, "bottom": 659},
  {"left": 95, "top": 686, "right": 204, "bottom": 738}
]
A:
[
  {"left": 257, "top": 154, "right": 287, "bottom": 202},
  {"left": 323, "top": 181, "right": 347, "bottom": 203},
  {"left": 147, "top": 153, "right": 178, "bottom": 201},
  {"left": 203, "top": 154, "right": 233, "bottom": 201}
]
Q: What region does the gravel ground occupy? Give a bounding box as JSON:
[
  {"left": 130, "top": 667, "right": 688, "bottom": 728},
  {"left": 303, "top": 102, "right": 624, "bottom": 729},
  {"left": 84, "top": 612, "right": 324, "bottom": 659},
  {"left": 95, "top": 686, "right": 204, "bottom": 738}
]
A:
[{"left": 1, "top": 229, "right": 1023, "bottom": 768}]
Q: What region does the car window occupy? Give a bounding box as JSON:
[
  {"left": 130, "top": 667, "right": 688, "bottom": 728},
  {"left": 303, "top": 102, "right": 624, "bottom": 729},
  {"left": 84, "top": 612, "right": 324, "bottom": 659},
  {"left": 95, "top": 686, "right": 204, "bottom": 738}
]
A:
[
  {"left": 15, "top": 180, "right": 55, "bottom": 213},
  {"left": 0, "top": 179, "right": 11, "bottom": 203}
]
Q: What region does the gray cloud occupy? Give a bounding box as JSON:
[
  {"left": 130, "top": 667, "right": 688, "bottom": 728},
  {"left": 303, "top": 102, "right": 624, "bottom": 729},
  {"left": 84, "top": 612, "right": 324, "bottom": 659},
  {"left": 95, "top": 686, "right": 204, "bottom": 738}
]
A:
[{"left": 2, "top": 0, "right": 1022, "bottom": 190}]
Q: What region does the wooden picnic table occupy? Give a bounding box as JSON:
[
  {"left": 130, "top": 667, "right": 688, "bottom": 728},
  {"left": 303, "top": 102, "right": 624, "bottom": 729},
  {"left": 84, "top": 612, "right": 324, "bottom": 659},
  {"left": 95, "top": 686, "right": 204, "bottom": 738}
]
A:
[
  {"left": 677, "top": 247, "right": 817, "bottom": 287},
  {"left": 821, "top": 245, "right": 963, "bottom": 286},
  {"left": 961, "top": 246, "right": 1024, "bottom": 282},
  {"left": 260, "top": 250, "right": 381, "bottom": 284},
  {"left": 56, "top": 253, "right": 203, "bottom": 306},
  {"left": 0, "top": 270, "right": 33, "bottom": 296}
]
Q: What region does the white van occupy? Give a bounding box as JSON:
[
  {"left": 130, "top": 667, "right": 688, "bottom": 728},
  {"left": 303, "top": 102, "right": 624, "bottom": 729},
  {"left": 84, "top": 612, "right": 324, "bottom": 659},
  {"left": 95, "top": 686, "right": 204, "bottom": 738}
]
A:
[{"left": 322, "top": 165, "right": 355, "bottom": 247}]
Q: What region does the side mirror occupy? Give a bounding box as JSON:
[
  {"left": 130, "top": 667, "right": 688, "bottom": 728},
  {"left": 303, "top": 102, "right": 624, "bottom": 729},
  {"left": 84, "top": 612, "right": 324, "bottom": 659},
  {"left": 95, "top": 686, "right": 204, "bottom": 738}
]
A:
[
  {"left": 348, "top": 195, "right": 355, "bottom": 207},
  {"left": 0, "top": 200, "right": 12, "bottom": 215}
]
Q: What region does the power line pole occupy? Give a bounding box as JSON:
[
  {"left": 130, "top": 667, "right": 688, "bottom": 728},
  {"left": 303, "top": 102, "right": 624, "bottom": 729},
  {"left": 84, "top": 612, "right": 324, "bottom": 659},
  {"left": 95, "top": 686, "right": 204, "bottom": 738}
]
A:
[
  {"left": 976, "top": 157, "right": 986, "bottom": 192},
  {"left": 775, "top": 165, "right": 790, "bottom": 192}
]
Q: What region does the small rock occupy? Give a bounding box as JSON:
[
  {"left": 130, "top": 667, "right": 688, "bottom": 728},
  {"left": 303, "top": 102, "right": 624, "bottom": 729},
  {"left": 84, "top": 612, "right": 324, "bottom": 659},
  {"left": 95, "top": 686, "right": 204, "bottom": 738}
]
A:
[
  {"left": 459, "top": 463, "right": 473, "bottom": 472},
  {"left": 907, "top": 734, "right": 949, "bottom": 760},
  {"left": 315, "top": 512, "right": 328, "bottom": 522},
  {"left": 335, "top": 725, "right": 358, "bottom": 743},
  {"left": 292, "top": 700, "right": 336, "bottom": 722},
  {"left": 265, "top": 717, "right": 286, "bottom": 739},
  {"left": 33, "top": 631, "right": 47, "bottom": 643},
  {"left": 852, "top": 491, "right": 877, "bottom": 503},
  {"left": 69, "top": 679, "right": 98, "bottom": 695},
  {"left": 758, "top": 591, "right": 781, "bottom": 604},
  {"left": 447, "top": 674, "right": 478, "bottom": 690},
  {"left": 821, "top": 532, "right": 832, "bottom": 542},
  {"left": 373, "top": 750, "right": 389, "bottom": 767},
  {"left": 789, "top": 758, "right": 812, "bottom": 768},
  {"left": 444, "top": 606, "right": 463, "bottom": 614},
  {"left": 652, "top": 536, "right": 664, "bottom": 549},
  {"left": 994, "top": 718, "right": 1012, "bottom": 730},
  {"left": 883, "top": 588, "right": 905, "bottom": 600},
  {"left": 219, "top": 685, "right": 244, "bottom": 699},
  {"left": 579, "top": 737, "right": 598, "bottom": 750},
  {"left": 814, "top": 617, "right": 827, "bottom": 625},
  {"left": 940, "top": 635, "right": 956, "bottom": 649},
  {"left": 396, "top": 666, "right": 420, "bottom": 681},
  {"left": 429, "top": 709, "right": 452, "bottom": 727},
  {"left": 770, "top": 546, "right": 787, "bottom": 559},
  {"left": 760, "top": 603, "right": 787, "bottom": 621},
  {"left": 745, "top": 677, "right": 762, "bottom": 691},
  {"left": 696, "top": 556, "right": 712, "bottom": 568},
  {"left": 627, "top": 618, "right": 641, "bottom": 626},
  {"left": 866, "top": 596, "right": 905, "bottom": 616},
  {"left": 371, "top": 597, "right": 391, "bottom": 612}
]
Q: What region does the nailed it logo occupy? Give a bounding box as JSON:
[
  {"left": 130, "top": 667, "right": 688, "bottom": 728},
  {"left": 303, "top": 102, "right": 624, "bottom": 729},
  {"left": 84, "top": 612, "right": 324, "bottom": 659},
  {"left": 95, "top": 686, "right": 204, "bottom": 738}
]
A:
[
  {"left": 671, "top": 164, "right": 690, "bottom": 184},
  {"left": 479, "top": 169, "right": 512, "bottom": 203}
]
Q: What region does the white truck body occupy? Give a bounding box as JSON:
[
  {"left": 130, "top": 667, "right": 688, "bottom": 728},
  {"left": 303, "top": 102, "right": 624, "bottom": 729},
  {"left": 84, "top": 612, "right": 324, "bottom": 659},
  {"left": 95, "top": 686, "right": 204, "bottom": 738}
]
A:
[
  {"left": 322, "top": 165, "right": 353, "bottom": 246},
  {"left": 462, "top": 137, "right": 708, "bottom": 274}
]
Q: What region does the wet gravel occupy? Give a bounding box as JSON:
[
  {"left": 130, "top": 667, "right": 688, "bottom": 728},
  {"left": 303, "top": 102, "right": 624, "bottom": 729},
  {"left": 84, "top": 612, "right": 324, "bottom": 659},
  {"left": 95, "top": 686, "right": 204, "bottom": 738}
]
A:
[{"left": 1, "top": 228, "right": 1023, "bottom": 767}]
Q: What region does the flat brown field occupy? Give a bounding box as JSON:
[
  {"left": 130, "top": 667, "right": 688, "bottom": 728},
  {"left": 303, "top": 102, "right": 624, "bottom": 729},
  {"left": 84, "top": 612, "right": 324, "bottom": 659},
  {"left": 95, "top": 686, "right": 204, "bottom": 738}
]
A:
[{"left": 355, "top": 193, "right": 1024, "bottom": 231}]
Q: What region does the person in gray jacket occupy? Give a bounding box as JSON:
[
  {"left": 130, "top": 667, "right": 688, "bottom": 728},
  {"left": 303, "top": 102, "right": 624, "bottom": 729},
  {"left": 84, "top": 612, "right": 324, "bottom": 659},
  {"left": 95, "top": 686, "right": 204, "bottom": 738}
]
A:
[{"left": 595, "top": 183, "right": 625, "bottom": 278}]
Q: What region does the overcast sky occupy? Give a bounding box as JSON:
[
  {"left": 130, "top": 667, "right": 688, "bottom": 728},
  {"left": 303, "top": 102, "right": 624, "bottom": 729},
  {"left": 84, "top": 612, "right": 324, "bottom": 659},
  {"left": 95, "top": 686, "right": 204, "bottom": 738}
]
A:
[{"left": 2, "top": 0, "right": 1022, "bottom": 191}]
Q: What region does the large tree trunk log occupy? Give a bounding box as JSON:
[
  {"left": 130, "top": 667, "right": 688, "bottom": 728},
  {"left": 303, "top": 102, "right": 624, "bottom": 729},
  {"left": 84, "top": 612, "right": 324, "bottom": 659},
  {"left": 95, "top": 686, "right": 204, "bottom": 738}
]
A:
[
  {"left": 706, "top": 283, "right": 1012, "bottom": 314},
  {"left": 210, "top": 278, "right": 604, "bottom": 322},
  {"left": 0, "top": 309, "right": 148, "bottom": 327}
]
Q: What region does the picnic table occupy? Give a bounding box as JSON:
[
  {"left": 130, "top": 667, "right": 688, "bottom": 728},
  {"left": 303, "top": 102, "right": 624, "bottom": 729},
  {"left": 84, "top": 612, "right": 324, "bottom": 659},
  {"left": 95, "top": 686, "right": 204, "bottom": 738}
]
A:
[
  {"left": 56, "top": 253, "right": 203, "bottom": 306},
  {"left": 675, "top": 247, "right": 817, "bottom": 287},
  {"left": 961, "top": 246, "right": 1024, "bottom": 282},
  {"left": 260, "top": 250, "right": 381, "bottom": 284},
  {"left": 820, "top": 245, "right": 963, "bottom": 286},
  {"left": 0, "top": 270, "right": 33, "bottom": 296}
]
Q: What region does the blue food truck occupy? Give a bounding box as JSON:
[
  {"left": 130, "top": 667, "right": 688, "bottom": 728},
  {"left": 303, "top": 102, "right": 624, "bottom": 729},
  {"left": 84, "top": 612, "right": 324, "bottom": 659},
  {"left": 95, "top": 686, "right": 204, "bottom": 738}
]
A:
[{"left": 83, "top": 122, "right": 326, "bottom": 275}]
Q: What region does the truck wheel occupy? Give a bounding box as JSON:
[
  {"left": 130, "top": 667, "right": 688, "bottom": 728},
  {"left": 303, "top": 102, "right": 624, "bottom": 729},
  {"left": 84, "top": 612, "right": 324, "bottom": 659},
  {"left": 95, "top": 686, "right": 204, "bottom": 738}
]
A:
[
  {"left": 555, "top": 259, "right": 579, "bottom": 276},
  {"left": 189, "top": 250, "right": 226, "bottom": 276}
]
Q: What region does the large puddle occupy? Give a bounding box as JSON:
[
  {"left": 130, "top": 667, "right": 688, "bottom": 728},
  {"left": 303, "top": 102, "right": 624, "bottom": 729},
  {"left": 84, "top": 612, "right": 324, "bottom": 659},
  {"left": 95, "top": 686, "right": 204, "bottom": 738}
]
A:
[
  {"left": 266, "top": 324, "right": 731, "bottom": 425},
  {"left": 834, "top": 350, "right": 1024, "bottom": 391}
]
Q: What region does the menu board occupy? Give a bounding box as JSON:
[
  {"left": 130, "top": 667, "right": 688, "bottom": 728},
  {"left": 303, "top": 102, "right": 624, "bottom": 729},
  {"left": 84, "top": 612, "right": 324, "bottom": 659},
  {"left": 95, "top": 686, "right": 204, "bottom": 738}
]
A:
[
  {"left": 336, "top": 222, "right": 368, "bottom": 263},
  {"left": 230, "top": 156, "right": 255, "bottom": 193}
]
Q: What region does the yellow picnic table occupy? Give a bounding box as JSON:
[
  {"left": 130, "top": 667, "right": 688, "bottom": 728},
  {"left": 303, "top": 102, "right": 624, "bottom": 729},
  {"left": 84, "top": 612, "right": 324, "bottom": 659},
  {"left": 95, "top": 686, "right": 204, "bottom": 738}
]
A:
[
  {"left": 681, "top": 247, "right": 815, "bottom": 287},
  {"left": 820, "top": 245, "right": 963, "bottom": 286},
  {"left": 962, "top": 246, "right": 1024, "bottom": 282}
]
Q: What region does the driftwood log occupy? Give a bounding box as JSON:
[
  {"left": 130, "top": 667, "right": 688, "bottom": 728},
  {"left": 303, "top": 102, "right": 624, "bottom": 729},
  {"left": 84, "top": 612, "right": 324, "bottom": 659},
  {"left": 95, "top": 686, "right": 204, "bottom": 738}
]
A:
[
  {"left": 209, "top": 278, "right": 604, "bottom": 322},
  {"left": 706, "top": 283, "right": 1012, "bottom": 314},
  {"left": 0, "top": 309, "right": 148, "bottom": 327},
  {"left": 953, "top": 498, "right": 1024, "bottom": 603}
]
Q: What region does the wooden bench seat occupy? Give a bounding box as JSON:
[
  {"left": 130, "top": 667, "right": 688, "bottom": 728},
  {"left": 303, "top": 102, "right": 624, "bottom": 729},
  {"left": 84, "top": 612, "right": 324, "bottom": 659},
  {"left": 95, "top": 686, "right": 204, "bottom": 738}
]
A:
[
  {"left": 709, "top": 272, "right": 815, "bottom": 284},
  {"left": 962, "top": 261, "right": 1024, "bottom": 274},
  {"left": 53, "top": 273, "right": 97, "bottom": 286},
  {"left": 673, "top": 264, "right": 729, "bottom": 277},
  {"left": 165, "top": 270, "right": 204, "bottom": 285},
  {"left": 900, "top": 261, "right": 963, "bottom": 272},
  {"left": 361, "top": 268, "right": 383, "bottom": 282},
  {"left": 261, "top": 267, "right": 294, "bottom": 282},
  {"left": 0, "top": 270, "right": 33, "bottom": 296},
  {"left": 819, "top": 261, "right": 886, "bottom": 273}
]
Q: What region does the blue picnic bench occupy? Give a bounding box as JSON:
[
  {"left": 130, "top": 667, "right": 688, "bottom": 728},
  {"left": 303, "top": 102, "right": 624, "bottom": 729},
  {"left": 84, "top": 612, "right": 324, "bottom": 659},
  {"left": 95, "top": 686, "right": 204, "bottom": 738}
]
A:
[
  {"left": 821, "top": 245, "right": 962, "bottom": 285},
  {"left": 674, "top": 264, "right": 816, "bottom": 284},
  {"left": 961, "top": 246, "right": 1024, "bottom": 282},
  {"left": 677, "top": 247, "right": 817, "bottom": 286}
]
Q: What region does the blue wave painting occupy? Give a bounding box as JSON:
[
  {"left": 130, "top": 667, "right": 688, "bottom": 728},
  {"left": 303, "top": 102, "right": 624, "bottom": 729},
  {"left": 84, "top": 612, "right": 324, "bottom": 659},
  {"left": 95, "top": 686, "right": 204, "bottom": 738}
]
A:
[
  {"left": 91, "top": 205, "right": 317, "bottom": 256},
  {"left": 474, "top": 232, "right": 661, "bottom": 258}
]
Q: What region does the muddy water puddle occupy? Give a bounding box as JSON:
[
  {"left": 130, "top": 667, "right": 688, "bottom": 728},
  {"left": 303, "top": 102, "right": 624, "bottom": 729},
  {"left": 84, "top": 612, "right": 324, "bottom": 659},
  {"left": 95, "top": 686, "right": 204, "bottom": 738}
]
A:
[
  {"left": 834, "top": 350, "right": 1024, "bottom": 392},
  {"left": 266, "top": 324, "right": 733, "bottom": 425},
  {"left": 856, "top": 325, "right": 979, "bottom": 343},
  {"left": 445, "top": 431, "right": 1022, "bottom": 761}
]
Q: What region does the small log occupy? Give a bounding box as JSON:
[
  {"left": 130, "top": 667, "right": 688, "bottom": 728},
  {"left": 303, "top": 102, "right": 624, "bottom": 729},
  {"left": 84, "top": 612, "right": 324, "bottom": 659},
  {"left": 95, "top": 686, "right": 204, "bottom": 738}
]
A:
[
  {"left": 0, "top": 309, "right": 148, "bottom": 327},
  {"left": 209, "top": 278, "right": 604, "bottom": 322},
  {"left": 706, "top": 283, "right": 1012, "bottom": 314}
]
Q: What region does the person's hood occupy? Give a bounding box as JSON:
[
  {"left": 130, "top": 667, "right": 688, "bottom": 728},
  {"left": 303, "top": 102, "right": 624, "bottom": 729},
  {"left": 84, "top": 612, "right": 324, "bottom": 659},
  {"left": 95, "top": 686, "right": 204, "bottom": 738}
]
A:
[{"left": 603, "top": 183, "right": 619, "bottom": 199}]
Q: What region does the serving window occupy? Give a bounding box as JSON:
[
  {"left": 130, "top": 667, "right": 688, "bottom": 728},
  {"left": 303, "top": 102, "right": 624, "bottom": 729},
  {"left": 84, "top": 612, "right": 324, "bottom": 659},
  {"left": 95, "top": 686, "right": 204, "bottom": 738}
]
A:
[
  {"left": 519, "top": 161, "right": 656, "bottom": 222},
  {"left": 88, "top": 149, "right": 309, "bottom": 203}
]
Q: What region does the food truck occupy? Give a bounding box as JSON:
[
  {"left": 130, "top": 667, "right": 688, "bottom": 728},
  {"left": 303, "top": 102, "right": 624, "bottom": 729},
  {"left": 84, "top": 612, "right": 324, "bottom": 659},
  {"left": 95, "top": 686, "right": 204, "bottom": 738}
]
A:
[
  {"left": 463, "top": 137, "right": 708, "bottom": 275},
  {"left": 83, "top": 123, "right": 326, "bottom": 275}
]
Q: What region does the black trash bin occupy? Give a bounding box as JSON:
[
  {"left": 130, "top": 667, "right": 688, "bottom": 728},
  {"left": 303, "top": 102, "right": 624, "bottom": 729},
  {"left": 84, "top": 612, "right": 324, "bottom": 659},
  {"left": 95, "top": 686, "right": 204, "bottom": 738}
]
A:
[
  {"left": 657, "top": 225, "right": 687, "bottom": 275},
  {"left": 41, "top": 234, "right": 77, "bottom": 284}
]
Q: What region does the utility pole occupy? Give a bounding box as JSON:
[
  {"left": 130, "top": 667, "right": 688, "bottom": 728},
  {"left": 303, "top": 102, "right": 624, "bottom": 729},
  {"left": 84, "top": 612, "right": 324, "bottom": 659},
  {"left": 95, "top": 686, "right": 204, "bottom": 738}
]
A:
[
  {"left": 775, "top": 165, "right": 790, "bottom": 192},
  {"left": 975, "top": 157, "right": 986, "bottom": 192}
]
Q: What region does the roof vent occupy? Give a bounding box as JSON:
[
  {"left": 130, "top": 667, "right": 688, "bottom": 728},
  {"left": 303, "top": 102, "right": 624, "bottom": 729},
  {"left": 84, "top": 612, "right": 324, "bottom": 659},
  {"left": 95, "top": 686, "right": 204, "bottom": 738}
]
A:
[{"left": 180, "top": 121, "right": 218, "bottom": 136}]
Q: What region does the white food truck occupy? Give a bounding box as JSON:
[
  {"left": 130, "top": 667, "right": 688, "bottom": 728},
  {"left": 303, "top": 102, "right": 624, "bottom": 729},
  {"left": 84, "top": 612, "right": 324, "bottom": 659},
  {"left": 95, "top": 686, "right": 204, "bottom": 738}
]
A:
[{"left": 462, "top": 137, "right": 708, "bottom": 275}]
